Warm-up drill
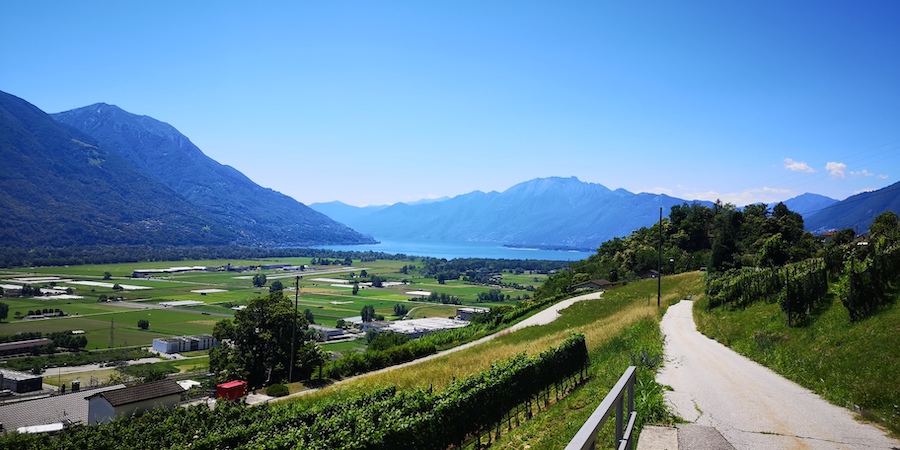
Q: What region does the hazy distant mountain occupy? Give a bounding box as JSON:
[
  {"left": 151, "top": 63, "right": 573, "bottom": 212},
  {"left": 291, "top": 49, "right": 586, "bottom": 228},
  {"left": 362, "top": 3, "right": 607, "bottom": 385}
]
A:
[
  {"left": 53, "top": 104, "right": 375, "bottom": 247},
  {"left": 775, "top": 193, "right": 839, "bottom": 217},
  {"left": 316, "top": 176, "right": 713, "bottom": 249},
  {"left": 0, "top": 91, "right": 234, "bottom": 247},
  {"left": 308, "top": 201, "right": 389, "bottom": 228},
  {"left": 804, "top": 182, "right": 900, "bottom": 234}
]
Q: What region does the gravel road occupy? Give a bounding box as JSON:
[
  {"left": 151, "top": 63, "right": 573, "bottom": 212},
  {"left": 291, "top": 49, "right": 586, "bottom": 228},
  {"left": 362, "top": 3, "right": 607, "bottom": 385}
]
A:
[{"left": 658, "top": 300, "right": 900, "bottom": 450}]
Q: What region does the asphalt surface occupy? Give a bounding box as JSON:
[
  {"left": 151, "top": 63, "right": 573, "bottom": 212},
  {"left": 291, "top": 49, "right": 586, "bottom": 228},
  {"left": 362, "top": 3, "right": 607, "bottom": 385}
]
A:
[{"left": 657, "top": 300, "right": 900, "bottom": 450}]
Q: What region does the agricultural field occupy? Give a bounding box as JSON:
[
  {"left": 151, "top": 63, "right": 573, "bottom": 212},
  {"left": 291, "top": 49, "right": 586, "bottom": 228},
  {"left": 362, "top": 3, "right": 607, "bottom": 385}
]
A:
[{"left": 0, "top": 257, "right": 544, "bottom": 351}]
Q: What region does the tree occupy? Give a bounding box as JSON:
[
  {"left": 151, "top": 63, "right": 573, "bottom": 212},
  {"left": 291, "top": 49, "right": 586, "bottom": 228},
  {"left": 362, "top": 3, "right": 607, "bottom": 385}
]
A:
[
  {"left": 870, "top": 211, "right": 900, "bottom": 246},
  {"left": 269, "top": 280, "right": 284, "bottom": 292},
  {"left": 393, "top": 303, "right": 409, "bottom": 316},
  {"left": 209, "top": 292, "right": 311, "bottom": 387},
  {"left": 303, "top": 308, "right": 315, "bottom": 324},
  {"left": 137, "top": 319, "right": 149, "bottom": 330},
  {"left": 361, "top": 305, "right": 375, "bottom": 322},
  {"left": 360, "top": 269, "right": 368, "bottom": 278},
  {"left": 352, "top": 283, "right": 359, "bottom": 295},
  {"left": 103, "top": 271, "right": 112, "bottom": 280},
  {"left": 112, "top": 283, "right": 123, "bottom": 291},
  {"left": 0, "top": 302, "right": 8, "bottom": 322},
  {"left": 252, "top": 273, "right": 267, "bottom": 288}
]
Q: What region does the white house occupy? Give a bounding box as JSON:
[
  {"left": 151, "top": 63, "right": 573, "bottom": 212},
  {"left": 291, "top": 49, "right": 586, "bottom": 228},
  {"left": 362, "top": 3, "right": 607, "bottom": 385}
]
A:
[{"left": 86, "top": 379, "right": 185, "bottom": 425}]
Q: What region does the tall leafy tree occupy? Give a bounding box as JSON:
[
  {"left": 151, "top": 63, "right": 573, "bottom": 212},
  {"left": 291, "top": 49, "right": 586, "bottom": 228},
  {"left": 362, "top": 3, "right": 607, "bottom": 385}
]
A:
[
  {"left": 0, "top": 302, "right": 8, "bottom": 322},
  {"left": 361, "top": 305, "right": 375, "bottom": 322},
  {"left": 210, "top": 291, "right": 310, "bottom": 387},
  {"left": 252, "top": 273, "right": 267, "bottom": 288}
]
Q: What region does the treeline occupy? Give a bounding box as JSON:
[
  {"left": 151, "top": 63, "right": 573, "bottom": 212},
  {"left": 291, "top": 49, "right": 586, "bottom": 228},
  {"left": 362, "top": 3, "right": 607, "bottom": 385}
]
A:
[
  {"left": 412, "top": 292, "right": 462, "bottom": 305},
  {"left": 418, "top": 257, "right": 568, "bottom": 282},
  {"left": 536, "top": 201, "right": 816, "bottom": 299},
  {"left": 0, "top": 330, "right": 87, "bottom": 351},
  {"left": 0, "top": 335, "right": 587, "bottom": 450},
  {"left": 0, "top": 245, "right": 413, "bottom": 269},
  {"left": 5, "top": 347, "right": 152, "bottom": 373}
]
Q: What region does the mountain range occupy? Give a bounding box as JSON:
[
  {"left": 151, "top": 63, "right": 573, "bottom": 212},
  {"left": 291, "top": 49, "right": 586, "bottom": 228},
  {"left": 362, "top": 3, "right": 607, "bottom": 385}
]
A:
[
  {"left": 0, "top": 91, "right": 374, "bottom": 247},
  {"left": 3, "top": 87, "right": 897, "bottom": 251},
  {"left": 312, "top": 177, "right": 716, "bottom": 249}
]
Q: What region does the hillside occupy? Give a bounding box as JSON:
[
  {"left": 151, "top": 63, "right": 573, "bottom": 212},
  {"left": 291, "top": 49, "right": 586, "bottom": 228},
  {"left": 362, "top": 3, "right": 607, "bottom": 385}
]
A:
[
  {"left": 312, "top": 177, "right": 713, "bottom": 249},
  {"left": 52, "top": 103, "right": 375, "bottom": 247},
  {"left": 0, "top": 91, "right": 234, "bottom": 247},
  {"left": 804, "top": 182, "right": 900, "bottom": 234}
]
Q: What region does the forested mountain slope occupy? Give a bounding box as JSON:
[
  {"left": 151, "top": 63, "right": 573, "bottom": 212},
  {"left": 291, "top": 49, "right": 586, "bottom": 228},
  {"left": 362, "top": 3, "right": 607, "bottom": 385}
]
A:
[
  {"left": 53, "top": 103, "right": 374, "bottom": 247},
  {"left": 0, "top": 91, "right": 233, "bottom": 247}
]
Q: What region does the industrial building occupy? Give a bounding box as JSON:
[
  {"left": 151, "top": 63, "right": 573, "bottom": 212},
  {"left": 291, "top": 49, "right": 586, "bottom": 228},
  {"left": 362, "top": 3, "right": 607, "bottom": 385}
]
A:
[
  {"left": 0, "top": 338, "right": 53, "bottom": 357},
  {"left": 0, "top": 368, "right": 43, "bottom": 393},
  {"left": 151, "top": 335, "right": 216, "bottom": 354}
]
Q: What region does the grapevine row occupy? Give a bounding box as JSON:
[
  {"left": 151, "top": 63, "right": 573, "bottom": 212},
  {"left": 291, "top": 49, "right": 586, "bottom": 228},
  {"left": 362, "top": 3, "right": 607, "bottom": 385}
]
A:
[{"left": 3, "top": 334, "right": 588, "bottom": 450}]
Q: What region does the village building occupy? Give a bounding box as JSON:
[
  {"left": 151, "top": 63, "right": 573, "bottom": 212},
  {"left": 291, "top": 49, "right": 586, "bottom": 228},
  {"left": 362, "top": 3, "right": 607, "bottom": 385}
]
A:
[
  {"left": 571, "top": 279, "right": 615, "bottom": 291},
  {"left": 0, "top": 384, "right": 126, "bottom": 433},
  {"left": 308, "top": 324, "right": 345, "bottom": 342},
  {"left": 86, "top": 379, "right": 185, "bottom": 425}
]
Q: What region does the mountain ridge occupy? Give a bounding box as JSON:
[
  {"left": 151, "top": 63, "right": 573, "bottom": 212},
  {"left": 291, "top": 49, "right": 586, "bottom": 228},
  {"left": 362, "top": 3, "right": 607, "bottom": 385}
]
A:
[
  {"left": 313, "top": 177, "right": 715, "bottom": 248},
  {"left": 52, "top": 103, "right": 375, "bottom": 247},
  {"left": 0, "top": 91, "right": 234, "bottom": 247}
]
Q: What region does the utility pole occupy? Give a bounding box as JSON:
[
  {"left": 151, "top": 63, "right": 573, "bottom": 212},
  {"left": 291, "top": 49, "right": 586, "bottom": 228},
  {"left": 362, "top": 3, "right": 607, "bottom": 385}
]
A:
[
  {"left": 289, "top": 275, "right": 299, "bottom": 383},
  {"left": 658, "top": 207, "right": 662, "bottom": 308}
]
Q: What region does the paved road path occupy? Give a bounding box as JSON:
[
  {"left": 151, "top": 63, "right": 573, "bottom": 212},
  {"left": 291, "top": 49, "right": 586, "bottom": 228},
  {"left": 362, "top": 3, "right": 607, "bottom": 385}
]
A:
[{"left": 658, "top": 300, "right": 900, "bottom": 450}]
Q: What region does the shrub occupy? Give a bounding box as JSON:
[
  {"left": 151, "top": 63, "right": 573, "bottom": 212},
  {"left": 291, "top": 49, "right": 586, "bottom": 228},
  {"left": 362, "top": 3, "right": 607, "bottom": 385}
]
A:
[{"left": 265, "top": 383, "right": 288, "bottom": 397}]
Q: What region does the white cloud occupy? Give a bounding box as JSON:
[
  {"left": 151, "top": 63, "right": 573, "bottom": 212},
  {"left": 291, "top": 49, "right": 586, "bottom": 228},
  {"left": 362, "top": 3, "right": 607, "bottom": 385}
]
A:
[
  {"left": 879, "top": 174, "right": 889, "bottom": 180},
  {"left": 783, "top": 158, "right": 815, "bottom": 173},
  {"left": 826, "top": 162, "right": 847, "bottom": 178},
  {"left": 850, "top": 169, "right": 875, "bottom": 177},
  {"left": 642, "top": 187, "right": 674, "bottom": 196},
  {"left": 684, "top": 187, "right": 793, "bottom": 206}
]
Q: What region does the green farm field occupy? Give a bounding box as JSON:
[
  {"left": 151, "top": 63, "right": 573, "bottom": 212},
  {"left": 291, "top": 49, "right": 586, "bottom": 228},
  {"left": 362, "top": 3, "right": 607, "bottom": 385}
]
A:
[{"left": 0, "top": 257, "right": 544, "bottom": 348}]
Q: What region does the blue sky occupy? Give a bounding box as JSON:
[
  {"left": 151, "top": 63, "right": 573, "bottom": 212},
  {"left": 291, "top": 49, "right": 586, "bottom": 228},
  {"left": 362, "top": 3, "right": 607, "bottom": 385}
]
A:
[{"left": 3, "top": 1, "right": 899, "bottom": 206}]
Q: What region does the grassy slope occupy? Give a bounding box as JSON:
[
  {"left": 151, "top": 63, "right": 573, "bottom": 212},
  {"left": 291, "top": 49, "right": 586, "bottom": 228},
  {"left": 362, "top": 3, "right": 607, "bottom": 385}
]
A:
[
  {"left": 286, "top": 273, "right": 702, "bottom": 447},
  {"left": 694, "top": 288, "right": 900, "bottom": 437}
]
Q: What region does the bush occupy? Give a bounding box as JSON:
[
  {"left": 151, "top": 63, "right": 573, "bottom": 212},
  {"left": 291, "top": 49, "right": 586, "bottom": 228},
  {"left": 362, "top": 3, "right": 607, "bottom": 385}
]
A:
[{"left": 266, "top": 383, "right": 289, "bottom": 397}]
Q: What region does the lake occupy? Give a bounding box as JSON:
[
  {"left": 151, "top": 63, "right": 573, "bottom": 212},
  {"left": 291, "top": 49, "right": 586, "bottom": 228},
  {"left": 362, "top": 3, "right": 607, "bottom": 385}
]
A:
[{"left": 313, "top": 240, "right": 594, "bottom": 261}]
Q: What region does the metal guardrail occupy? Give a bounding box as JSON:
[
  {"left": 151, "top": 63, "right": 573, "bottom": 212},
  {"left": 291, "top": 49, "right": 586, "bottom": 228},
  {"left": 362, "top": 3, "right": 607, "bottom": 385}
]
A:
[{"left": 565, "top": 366, "right": 637, "bottom": 450}]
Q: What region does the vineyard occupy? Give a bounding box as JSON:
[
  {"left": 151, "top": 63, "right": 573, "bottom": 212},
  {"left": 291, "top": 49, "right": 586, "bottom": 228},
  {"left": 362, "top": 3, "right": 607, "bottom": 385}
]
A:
[
  {"left": 704, "top": 258, "right": 828, "bottom": 326},
  {"left": 706, "top": 241, "right": 900, "bottom": 325},
  {"left": 1, "top": 334, "right": 589, "bottom": 450}
]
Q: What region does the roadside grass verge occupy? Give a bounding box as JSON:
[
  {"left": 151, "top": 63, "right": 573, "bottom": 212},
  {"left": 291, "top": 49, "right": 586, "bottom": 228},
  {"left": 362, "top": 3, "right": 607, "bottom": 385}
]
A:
[{"left": 694, "top": 289, "right": 900, "bottom": 437}]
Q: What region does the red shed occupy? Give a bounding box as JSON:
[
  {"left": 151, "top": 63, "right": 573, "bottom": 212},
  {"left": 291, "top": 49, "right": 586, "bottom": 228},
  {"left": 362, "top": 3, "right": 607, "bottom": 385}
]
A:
[{"left": 216, "top": 380, "right": 247, "bottom": 401}]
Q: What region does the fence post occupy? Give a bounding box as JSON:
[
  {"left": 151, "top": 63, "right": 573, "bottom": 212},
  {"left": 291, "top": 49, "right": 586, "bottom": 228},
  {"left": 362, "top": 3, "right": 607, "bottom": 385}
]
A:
[{"left": 615, "top": 391, "right": 624, "bottom": 445}]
